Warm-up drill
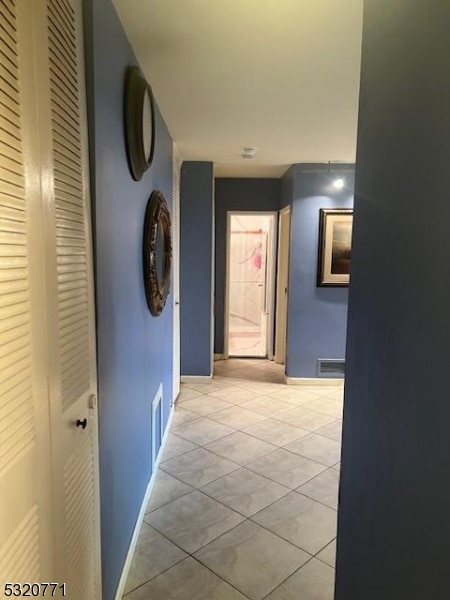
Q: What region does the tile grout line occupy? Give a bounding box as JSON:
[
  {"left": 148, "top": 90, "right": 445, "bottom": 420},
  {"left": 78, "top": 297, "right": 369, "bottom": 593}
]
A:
[
  {"left": 190, "top": 556, "right": 254, "bottom": 600},
  {"left": 132, "top": 367, "right": 341, "bottom": 598},
  {"left": 151, "top": 460, "right": 311, "bottom": 524},
  {"left": 191, "top": 517, "right": 313, "bottom": 595},
  {"left": 121, "top": 554, "right": 187, "bottom": 598},
  {"left": 245, "top": 507, "right": 333, "bottom": 559},
  {"left": 160, "top": 435, "right": 334, "bottom": 495},
  {"left": 143, "top": 471, "right": 331, "bottom": 568},
  {"left": 145, "top": 471, "right": 334, "bottom": 567},
  {"left": 198, "top": 470, "right": 293, "bottom": 520},
  {"left": 171, "top": 407, "right": 341, "bottom": 454},
  {"left": 259, "top": 554, "right": 320, "bottom": 600},
  {"left": 158, "top": 423, "right": 340, "bottom": 510}
]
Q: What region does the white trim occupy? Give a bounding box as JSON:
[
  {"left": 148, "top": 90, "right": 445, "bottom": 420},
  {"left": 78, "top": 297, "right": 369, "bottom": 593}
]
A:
[
  {"left": 114, "top": 406, "right": 174, "bottom": 600},
  {"left": 172, "top": 142, "right": 182, "bottom": 403},
  {"left": 223, "top": 212, "right": 231, "bottom": 359},
  {"left": 180, "top": 375, "right": 213, "bottom": 383},
  {"left": 275, "top": 206, "right": 291, "bottom": 364},
  {"left": 210, "top": 177, "right": 216, "bottom": 380},
  {"left": 214, "top": 353, "right": 225, "bottom": 361},
  {"left": 285, "top": 376, "right": 344, "bottom": 386},
  {"left": 173, "top": 389, "right": 180, "bottom": 404},
  {"left": 265, "top": 212, "right": 278, "bottom": 360},
  {"left": 279, "top": 206, "right": 291, "bottom": 215},
  {"left": 151, "top": 384, "right": 164, "bottom": 470}
]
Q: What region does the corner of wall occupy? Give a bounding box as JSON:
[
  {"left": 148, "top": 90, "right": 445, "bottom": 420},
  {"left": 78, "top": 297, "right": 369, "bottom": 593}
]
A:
[
  {"left": 285, "top": 165, "right": 355, "bottom": 379},
  {"left": 180, "top": 162, "right": 214, "bottom": 376}
]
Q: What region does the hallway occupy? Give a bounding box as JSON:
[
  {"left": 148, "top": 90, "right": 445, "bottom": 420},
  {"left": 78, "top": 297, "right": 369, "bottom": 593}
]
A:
[{"left": 122, "top": 360, "right": 343, "bottom": 599}]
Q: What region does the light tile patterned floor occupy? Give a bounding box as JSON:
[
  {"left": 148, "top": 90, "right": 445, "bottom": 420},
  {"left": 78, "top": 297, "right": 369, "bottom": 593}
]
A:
[{"left": 123, "top": 360, "right": 343, "bottom": 600}]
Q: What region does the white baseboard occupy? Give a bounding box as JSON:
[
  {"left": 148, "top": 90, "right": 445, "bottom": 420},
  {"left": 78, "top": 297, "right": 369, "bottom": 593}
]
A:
[
  {"left": 172, "top": 389, "right": 180, "bottom": 406},
  {"left": 180, "top": 375, "right": 212, "bottom": 383},
  {"left": 214, "top": 353, "right": 225, "bottom": 361},
  {"left": 285, "top": 376, "right": 345, "bottom": 386},
  {"left": 114, "top": 406, "right": 174, "bottom": 600}
]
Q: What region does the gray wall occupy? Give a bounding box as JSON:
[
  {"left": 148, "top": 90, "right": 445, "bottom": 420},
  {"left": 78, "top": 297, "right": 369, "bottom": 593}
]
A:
[
  {"left": 84, "top": 0, "right": 173, "bottom": 597},
  {"left": 280, "top": 166, "right": 294, "bottom": 209},
  {"left": 180, "top": 162, "right": 214, "bottom": 375},
  {"left": 214, "top": 178, "right": 281, "bottom": 354},
  {"left": 335, "top": 2, "right": 450, "bottom": 599},
  {"left": 283, "top": 165, "right": 354, "bottom": 378}
]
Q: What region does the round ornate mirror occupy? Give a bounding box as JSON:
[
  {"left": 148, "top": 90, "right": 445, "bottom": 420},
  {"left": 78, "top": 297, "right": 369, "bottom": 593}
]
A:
[{"left": 143, "top": 191, "right": 172, "bottom": 316}]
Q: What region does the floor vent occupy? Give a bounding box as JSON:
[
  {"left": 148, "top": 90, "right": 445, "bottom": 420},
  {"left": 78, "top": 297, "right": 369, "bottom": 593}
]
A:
[{"left": 317, "top": 359, "right": 345, "bottom": 378}]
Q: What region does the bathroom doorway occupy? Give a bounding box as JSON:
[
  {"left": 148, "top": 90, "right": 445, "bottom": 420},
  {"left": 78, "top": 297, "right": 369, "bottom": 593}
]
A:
[{"left": 224, "top": 212, "right": 277, "bottom": 358}]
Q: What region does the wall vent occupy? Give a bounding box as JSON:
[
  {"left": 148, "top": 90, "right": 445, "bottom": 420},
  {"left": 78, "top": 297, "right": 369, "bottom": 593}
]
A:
[
  {"left": 317, "top": 359, "right": 345, "bottom": 378},
  {"left": 151, "top": 384, "right": 164, "bottom": 468}
]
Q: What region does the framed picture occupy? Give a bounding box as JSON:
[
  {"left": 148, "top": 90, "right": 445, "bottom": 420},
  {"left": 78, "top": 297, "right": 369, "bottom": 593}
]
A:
[{"left": 317, "top": 209, "right": 353, "bottom": 287}]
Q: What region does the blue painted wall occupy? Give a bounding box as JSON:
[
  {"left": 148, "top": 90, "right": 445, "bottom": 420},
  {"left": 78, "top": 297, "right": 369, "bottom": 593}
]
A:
[
  {"left": 214, "top": 178, "right": 281, "bottom": 354},
  {"left": 84, "top": 1, "right": 173, "bottom": 598},
  {"left": 336, "top": 2, "right": 450, "bottom": 599},
  {"left": 180, "top": 162, "right": 214, "bottom": 376},
  {"left": 280, "top": 166, "right": 294, "bottom": 210},
  {"left": 283, "top": 164, "right": 354, "bottom": 378}
]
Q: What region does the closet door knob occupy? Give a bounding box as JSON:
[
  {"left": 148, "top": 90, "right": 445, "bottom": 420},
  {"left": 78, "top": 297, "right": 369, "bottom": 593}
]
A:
[{"left": 76, "top": 418, "right": 88, "bottom": 430}]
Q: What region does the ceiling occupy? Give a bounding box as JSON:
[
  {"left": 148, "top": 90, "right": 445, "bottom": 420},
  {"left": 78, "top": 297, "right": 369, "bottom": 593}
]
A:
[{"left": 113, "top": 0, "right": 364, "bottom": 177}]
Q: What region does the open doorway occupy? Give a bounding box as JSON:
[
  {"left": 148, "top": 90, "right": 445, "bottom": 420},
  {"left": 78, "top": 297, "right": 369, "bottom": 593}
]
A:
[{"left": 224, "top": 212, "right": 277, "bottom": 358}]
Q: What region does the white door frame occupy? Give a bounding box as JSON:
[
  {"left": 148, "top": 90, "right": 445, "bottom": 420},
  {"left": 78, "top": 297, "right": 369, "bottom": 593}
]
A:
[
  {"left": 275, "top": 206, "right": 291, "bottom": 364},
  {"left": 3, "top": 0, "right": 102, "bottom": 594},
  {"left": 224, "top": 211, "right": 277, "bottom": 360},
  {"left": 172, "top": 143, "right": 182, "bottom": 401},
  {"left": 210, "top": 180, "right": 216, "bottom": 376}
]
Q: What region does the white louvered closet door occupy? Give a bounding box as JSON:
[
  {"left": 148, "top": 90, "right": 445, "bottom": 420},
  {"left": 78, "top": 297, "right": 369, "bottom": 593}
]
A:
[
  {"left": 0, "top": 0, "right": 55, "bottom": 590},
  {"left": 0, "top": 0, "right": 101, "bottom": 597},
  {"left": 33, "top": 0, "right": 101, "bottom": 596},
  {"left": 172, "top": 143, "right": 181, "bottom": 401}
]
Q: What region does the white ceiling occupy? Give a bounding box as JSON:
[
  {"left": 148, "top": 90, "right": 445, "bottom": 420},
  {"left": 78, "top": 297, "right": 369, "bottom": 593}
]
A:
[{"left": 113, "top": 0, "right": 363, "bottom": 177}]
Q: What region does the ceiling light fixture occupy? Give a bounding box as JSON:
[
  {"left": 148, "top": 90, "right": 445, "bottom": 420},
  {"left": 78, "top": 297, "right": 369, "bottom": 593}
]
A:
[
  {"left": 241, "top": 146, "right": 257, "bottom": 160},
  {"left": 328, "top": 161, "right": 345, "bottom": 190}
]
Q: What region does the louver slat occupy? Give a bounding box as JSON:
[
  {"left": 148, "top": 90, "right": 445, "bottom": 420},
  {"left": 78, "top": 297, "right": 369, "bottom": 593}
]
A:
[
  {"left": 64, "top": 435, "right": 95, "bottom": 599},
  {"left": 47, "top": 0, "right": 90, "bottom": 411},
  {"left": 0, "top": 0, "right": 43, "bottom": 581},
  {"left": 0, "top": 507, "right": 41, "bottom": 591},
  {"left": 0, "top": 0, "right": 35, "bottom": 477},
  {"left": 47, "top": 2, "right": 97, "bottom": 595}
]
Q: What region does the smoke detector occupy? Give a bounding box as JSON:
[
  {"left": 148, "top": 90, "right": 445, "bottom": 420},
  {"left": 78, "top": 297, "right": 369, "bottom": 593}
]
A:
[{"left": 241, "top": 146, "right": 257, "bottom": 160}]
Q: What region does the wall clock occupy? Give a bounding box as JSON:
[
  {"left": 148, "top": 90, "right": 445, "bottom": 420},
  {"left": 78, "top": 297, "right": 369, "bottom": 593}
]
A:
[{"left": 124, "top": 66, "right": 155, "bottom": 181}]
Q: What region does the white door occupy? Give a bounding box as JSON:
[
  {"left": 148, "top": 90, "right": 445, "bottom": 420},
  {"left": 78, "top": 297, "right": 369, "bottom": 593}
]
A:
[
  {"left": 264, "top": 214, "right": 277, "bottom": 360},
  {"left": 37, "top": 0, "right": 101, "bottom": 594},
  {"left": 0, "top": 0, "right": 55, "bottom": 587},
  {"left": 172, "top": 144, "right": 181, "bottom": 401},
  {"left": 275, "top": 207, "right": 291, "bottom": 364},
  {"left": 0, "top": 0, "right": 101, "bottom": 596},
  {"left": 45, "top": 0, "right": 101, "bottom": 593}
]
